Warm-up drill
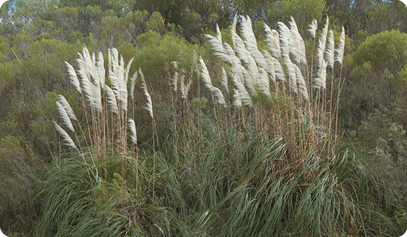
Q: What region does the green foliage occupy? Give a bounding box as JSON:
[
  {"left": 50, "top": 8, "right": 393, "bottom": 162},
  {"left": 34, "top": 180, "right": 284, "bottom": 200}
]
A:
[
  {"left": 267, "top": 0, "right": 325, "bottom": 32},
  {"left": 0, "top": 61, "right": 14, "bottom": 91},
  {"left": 344, "top": 30, "right": 407, "bottom": 128},
  {"left": 358, "top": 109, "right": 407, "bottom": 208},
  {"left": 146, "top": 12, "right": 166, "bottom": 34},
  {"left": 352, "top": 30, "right": 407, "bottom": 76},
  {"left": 133, "top": 31, "right": 201, "bottom": 89},
  {"left": 0, "top": 135, "right": 38, "bottom": 236}
]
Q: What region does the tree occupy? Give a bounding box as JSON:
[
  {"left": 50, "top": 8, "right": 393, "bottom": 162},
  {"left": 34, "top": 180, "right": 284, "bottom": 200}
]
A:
[{"left": 342, "top": 29, "right": 407, "bottom": 128}]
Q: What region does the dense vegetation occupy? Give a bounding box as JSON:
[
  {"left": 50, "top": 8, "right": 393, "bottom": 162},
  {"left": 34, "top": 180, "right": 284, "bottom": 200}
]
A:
[{"left": 0, "top": 0, "right": 407, "bottom": 236}]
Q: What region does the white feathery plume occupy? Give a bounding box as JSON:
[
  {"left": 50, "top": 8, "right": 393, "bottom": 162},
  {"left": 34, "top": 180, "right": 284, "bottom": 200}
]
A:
[
  {"left": 77, "top": 67, "right": 91, "bottom": 94},
  {"left": 91, "top": 52, "right": 96, "bottom": 66},
  {"left": 209, "top": 86, "right": 227, "bottom": 106},
  {"left": 128, "top": 118, "right": 137, "bottom": 145},
  {"left": 108, "top": 54, "right": 128, "bottom": 111},
  {"left": 65, "top": 62, "right": 82, "bottom": 94},
  {"left": 83, "top": 47, "right": 95, "bottom": 81},
  {"left": 111, "top": 48, "right": 119, "bottom": 75},
  {"left": 231, "top": 73, "right": 252, "bottom": 107},
  {"left": 316, "top": 16, "right": 329, "bottom": 68},
  {"left": 108, "top": 68, "right": 120, "bottom": 95},
  {"left": 119, "top": 55, "right": 125, "bottom": 85},
  {"left": 221, "top": 67, "right": 229, "bottom": 94},
  {"left": 216, "top": 24, "right": 222, "bottom": 44},
  {"left": 58, "top": 95, "right": 77, "bottom": 121},
  {"left": 262, "top": 50, "right": 276, "bottom": 84},
  {"left": 335, "top": 26, "right": 345, "bottom": 65},
  {"left": 272, "top": 56, "right": 286, "bottom": 83},
  {"left": 171, "top": 61, "right": 179, "bottom": 92},
  {"left": 278, "top": 21, "right": 291, "bottom": 59},
  {"left": 259, "top": 68, "right": 272, "bottom": 98},
  {"left": 294, "top": 64, "right": 309, "bottom": 100},
  {"left": 321, "top": 60, "right": 328, "bottom": 89},
  {"left": 97, "top": 52, "right": 105, "bottom": 88},
  {"left": 77, "top": 50, "right": 83, "bottom": 61},
  {"left": 118, "top": 87, "right": 128, "bottom": 111},
  {"left": 199, "top": 57, "right": 212, "bottom": 87},
  {"left": 313, "top": 59, "right": 328, "bottom": 89},
  {"left": 90, "top": 81, "right": 103, "bottom": 112},
  {"left": 225, "top": 44, "right": 247, "bottom": 89},
  {"left": 231, "top": 14, "right": 237, "bottom": 47},
  {"left": 79, "top": 47, "right": 90, "bottom": 76},
  {"left": 232, "top": 32, "right": 251, "bottom": 66},
  {"left": 264, "top": 23, "right": 281, "bottom": 58},
  {"left": 130, "top": 71, "right": 138, "bottom": 100},
  {"left": 53, "top": 121, "right": 78, "bottom": 150},
  {"left": 108, "top": 49, "right": 112, "bottom": 72},
  {"left": 325, "top": 30, "right": 335, "bottom": 69},
  {"left": 205, "top": 36, "right": 232, "bottom": 65},
  {"left": 184, "top": 79, "right": 192, "bottom": 99},
  {"left": 125, "top": 57, "right": 134, "bottom": 86},
  {"left": 91, "top": 52, "right": 98, "bottom": 83},
  {"left": 56, "top": 101, "right": 75, "bottom": 132},
  {"left": 223, "top": 42, "right": 245, "bottom": 85},
  {"left": 199, "top": 58, "right": 226, "bottom": 106},
  {"left": 240, "top": 16, "right": 257, "bottom": 51},
  {"left": 172, "top": 72, "right": 179, "bottom": 93},
  {"left": 239, "top": 64, "right": 257, "bottom": 96},
  {"left": 139, "top": 68, "right": 154, "bottom": 119},
  {"left": 308, "top": 19, "right": 318, "bottom": 38},
  {"left": 247, "top": 54, "right": 260, "bottom": 86},
  {"left": 180, "top": 75, "right": 186, "bottom": 99},
  {"left": 104, "top": 85, "right": 118, "bottom": 114},
  {"left": 240, "top": 17, "right": 269, "bottom": 77},
  {"left": 232, "top": 31, "right": 259, "bottom": 88},
  {"left": 205, "top": 31, "right": 232, "bottom": 65},
  {"left": 223, "top": 42, "right": 237, "bottom": 62},
  {"left": 76, "top": 48, "right": 104, "bottom": 112},
  {"left": 233, "top": 88, "right": 242, "bottom": 108},
  {"left": 289, "top": 16, "right": 307, "bottom": 64},
  {"left": 271, "top": 29, "right": 281, "bottom": 58},
  {"left": 77, "top": 63, "right": 102, "bottom": 112},
  {"left": 228, "top": 56, "right": 253, "bottom": 107},
  {"left": 283, "top": 53, "right": 297, "bottom": 93}
]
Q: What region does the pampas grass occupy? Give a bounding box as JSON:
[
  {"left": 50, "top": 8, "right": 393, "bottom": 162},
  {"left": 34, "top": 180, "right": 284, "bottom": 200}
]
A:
[
  {"left": 128, "top": 118, "right": 137, "bottom": 145},
  {"left": 65, "top": 62, "right": 82, "bottom": 94},
  {"left": 308, "top": 19, "right": 318, "bottom": 39},
  {"left": 295, "top": 64, "right": 309, "bottom": 101},
  {"left": 289, "top": 16, "right": 307, "bottom": 65},
  {"left": 56, "top": 47, "right": 142, "bottom": 181},
  {"left": 53, "top": 121, "right": 77, "bottom": 150},
  {"left": 220, "top": 67, "right": 229, "bottom": 94},
  {"left": 180, "top": 75, "right": 192, "bottom": 99},
  {"left": 139, "top": 68, "right": 154, "bottom": 119},
  {"left": 57, "top": 95, "right": 77, "bottom": 121},
  {"left": 335, "top": 26, "right": 346, "bottom": 64},
  {"left": 105, "top": 85, "right": 119, "bottom": 114},
  {"left": 42, "top": 16, "right": 404, "bottom": 237},
  {"left": 56, "top": 101, "right": 75, "bottom": 132},
  {"left": 326, "top": 30, "right": 335, "bottom": 69},
  {"left": 199, "top": 58, "right": 227, "bottom": 106}
]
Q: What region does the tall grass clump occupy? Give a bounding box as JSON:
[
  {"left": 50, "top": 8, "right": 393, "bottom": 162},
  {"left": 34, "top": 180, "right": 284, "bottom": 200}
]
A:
[
  {"left": 34, "top": 47, "right": 181, "bottom": 236},
  {"left": 34, "top": 15, "right": 404, "bottom": 236},
  {"left": 184, "top": 15, "right": 401, "bottom": 235}
]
